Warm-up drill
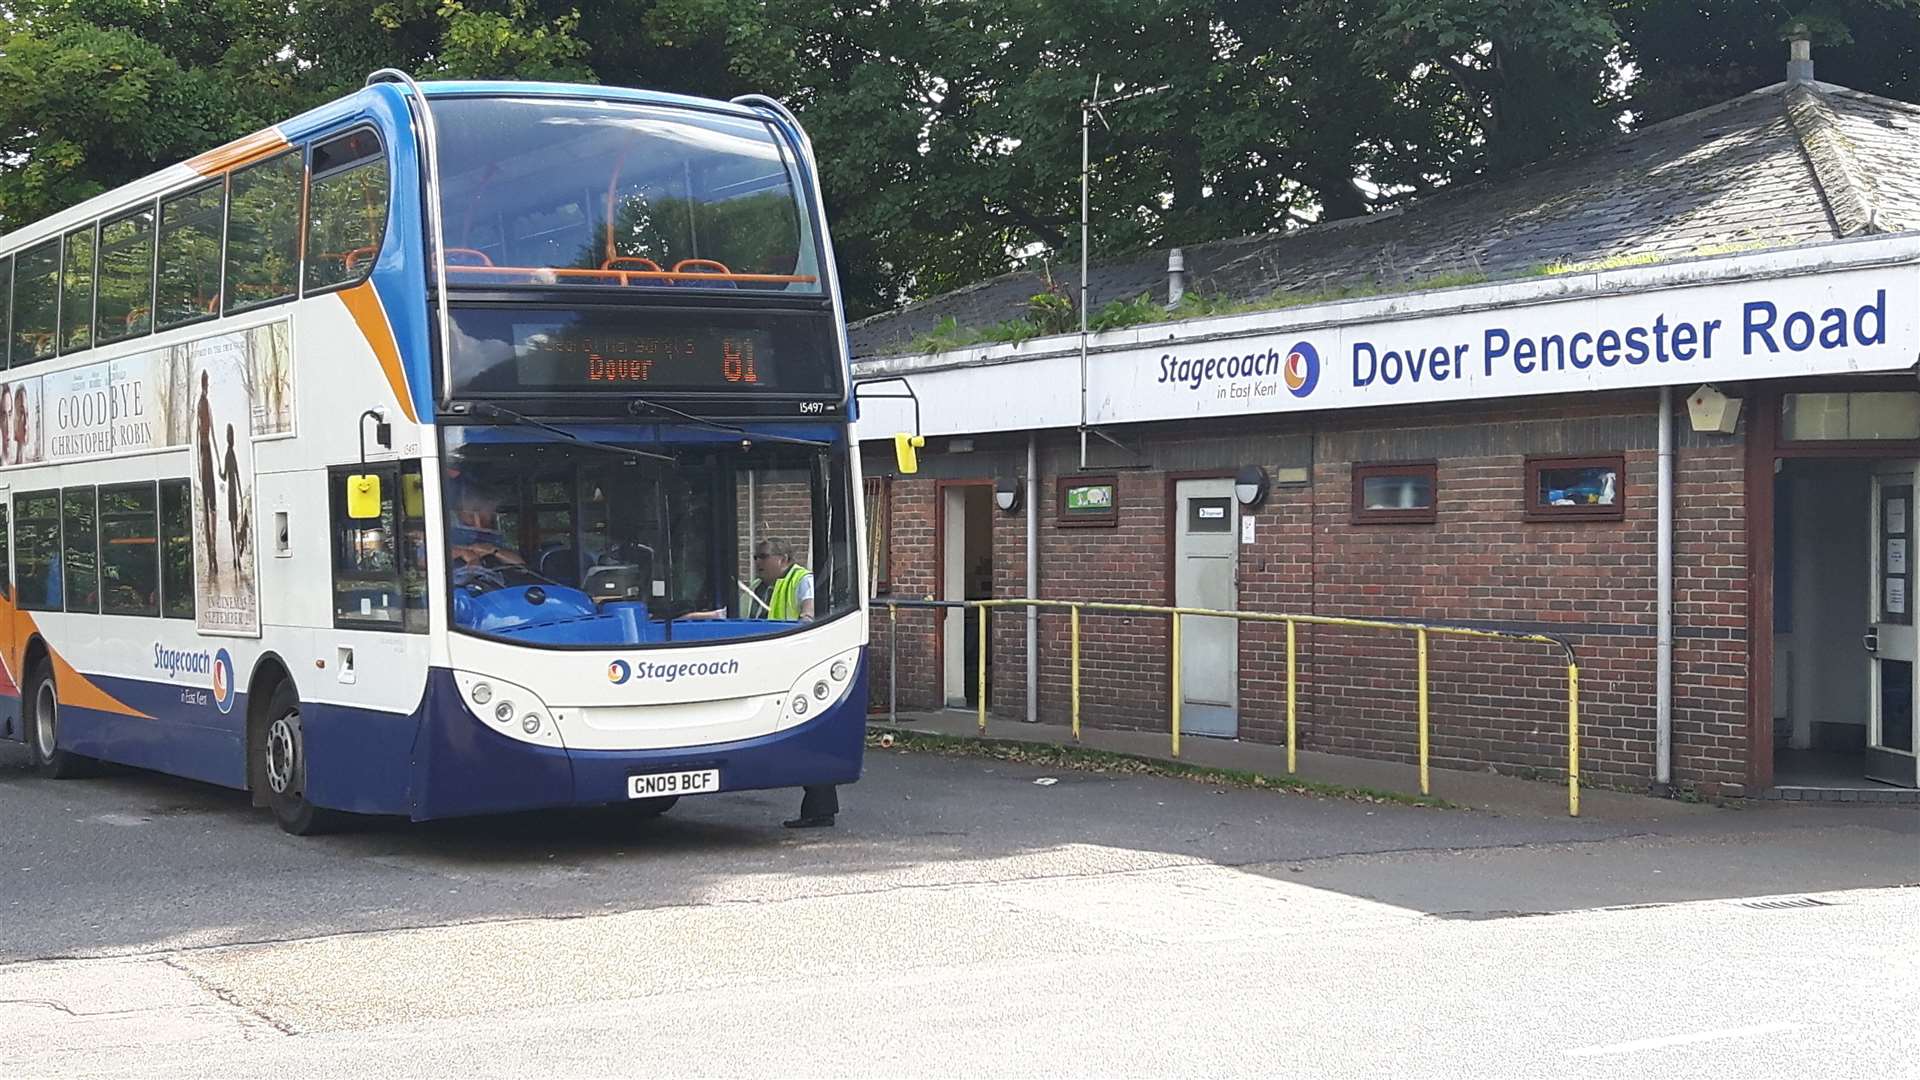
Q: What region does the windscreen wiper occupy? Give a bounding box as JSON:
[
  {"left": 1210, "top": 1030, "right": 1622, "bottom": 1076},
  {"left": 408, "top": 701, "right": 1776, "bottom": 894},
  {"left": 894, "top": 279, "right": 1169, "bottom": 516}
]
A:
[
  {"left": 470, "top": 403, "right": 677, "bottom": 462},
  {"left": 624, "top": 395, "right": 834, "bottom": 448}
]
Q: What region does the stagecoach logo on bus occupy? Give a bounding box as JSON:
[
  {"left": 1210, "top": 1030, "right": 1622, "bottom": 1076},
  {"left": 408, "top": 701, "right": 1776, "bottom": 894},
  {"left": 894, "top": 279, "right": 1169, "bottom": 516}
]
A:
[
  {"left": 211, "top": 649, "right": 237, "bottom": 714},
  {"left": 607, "top": 658, "right": 742, "bottom": 685},
  {"left": 153, "top": 644, "right": 238, "bottom": 713}
]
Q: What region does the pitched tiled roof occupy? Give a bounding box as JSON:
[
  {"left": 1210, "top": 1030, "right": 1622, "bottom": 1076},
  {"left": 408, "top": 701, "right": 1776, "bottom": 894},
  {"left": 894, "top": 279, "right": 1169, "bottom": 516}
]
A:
[{"left": 850, "top": 79, "right": 1920, "bottom": 359}]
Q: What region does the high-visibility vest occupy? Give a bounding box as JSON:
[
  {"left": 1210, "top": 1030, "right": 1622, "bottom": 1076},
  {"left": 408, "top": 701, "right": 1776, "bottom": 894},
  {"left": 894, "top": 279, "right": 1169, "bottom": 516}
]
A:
[{"left": 766, "top": 563, "right": 811, "bottom": 621}]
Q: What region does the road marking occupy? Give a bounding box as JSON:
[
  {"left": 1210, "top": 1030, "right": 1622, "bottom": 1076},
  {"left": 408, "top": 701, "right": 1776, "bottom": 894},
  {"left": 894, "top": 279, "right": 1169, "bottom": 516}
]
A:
[{"left": 1568, "top": 1021, "right": 1804, "bottom": 1057}]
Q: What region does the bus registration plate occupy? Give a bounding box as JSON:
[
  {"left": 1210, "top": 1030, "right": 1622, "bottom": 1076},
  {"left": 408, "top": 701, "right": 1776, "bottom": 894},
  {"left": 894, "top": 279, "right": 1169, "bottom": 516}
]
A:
[{"left": 628, "top": 769, "right": 720, "bottom": 799}]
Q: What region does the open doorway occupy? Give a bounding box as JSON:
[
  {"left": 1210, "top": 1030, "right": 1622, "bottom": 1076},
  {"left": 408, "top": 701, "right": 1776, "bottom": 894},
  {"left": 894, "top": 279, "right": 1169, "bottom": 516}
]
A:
[
  {"left": 1772, "top": 458, "right": 1918, "bottom": 787},
  {"left": 941, "top": 484, "right": 995, "bottom": 708}
]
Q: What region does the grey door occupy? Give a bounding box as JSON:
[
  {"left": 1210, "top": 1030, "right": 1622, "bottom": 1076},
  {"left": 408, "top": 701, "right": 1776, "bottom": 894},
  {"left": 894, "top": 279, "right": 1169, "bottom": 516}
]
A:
[{"left": 1174, "top": 479, "right": 1238, "bottom": 737}]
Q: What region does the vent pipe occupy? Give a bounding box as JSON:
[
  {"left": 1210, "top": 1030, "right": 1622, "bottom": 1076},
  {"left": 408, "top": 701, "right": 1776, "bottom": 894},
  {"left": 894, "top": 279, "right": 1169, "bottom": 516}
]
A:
[{"left": 1787, "top": 25, "right": 1814, "bottom": 84}]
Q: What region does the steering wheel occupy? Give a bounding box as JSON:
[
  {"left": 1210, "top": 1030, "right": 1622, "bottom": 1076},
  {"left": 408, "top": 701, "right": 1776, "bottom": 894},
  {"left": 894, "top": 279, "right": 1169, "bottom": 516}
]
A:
[{"left": 452, "top": 554, "right": 512, "bottom": 593}]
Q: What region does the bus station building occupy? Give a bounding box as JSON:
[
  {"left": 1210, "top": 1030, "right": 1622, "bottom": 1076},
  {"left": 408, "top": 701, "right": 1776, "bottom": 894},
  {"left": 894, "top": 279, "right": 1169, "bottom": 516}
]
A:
[{"left": 848, "top": 55, "right": 1920, "bottom": 800}]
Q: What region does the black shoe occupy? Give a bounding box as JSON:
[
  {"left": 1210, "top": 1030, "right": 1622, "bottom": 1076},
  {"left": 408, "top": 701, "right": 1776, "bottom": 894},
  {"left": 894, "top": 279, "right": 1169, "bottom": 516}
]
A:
[{"left": 783, "top": 815, "right": 834, "bottom": 829}]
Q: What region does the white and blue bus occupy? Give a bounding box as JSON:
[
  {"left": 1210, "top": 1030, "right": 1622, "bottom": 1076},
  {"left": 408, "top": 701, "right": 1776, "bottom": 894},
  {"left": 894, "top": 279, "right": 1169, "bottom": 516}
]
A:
[{"left": 0, "top": 72, "right": 879, "bottom": 833}]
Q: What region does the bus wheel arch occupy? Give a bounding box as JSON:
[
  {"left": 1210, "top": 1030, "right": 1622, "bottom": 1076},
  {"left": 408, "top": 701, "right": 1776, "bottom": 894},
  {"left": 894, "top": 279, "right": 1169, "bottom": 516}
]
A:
[
  {"left": 22, "top": 636, "right": 92, "bottom": 778},
  {"left": 247, "top": 658, "right": 341, "bottom": 835},
  {"left": 245, "top": 656, "right": 293, "bottom": 808}
]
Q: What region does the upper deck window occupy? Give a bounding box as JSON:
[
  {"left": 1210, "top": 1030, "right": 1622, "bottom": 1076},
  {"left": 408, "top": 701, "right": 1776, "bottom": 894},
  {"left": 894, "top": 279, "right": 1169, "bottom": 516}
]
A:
[{"left": 430, "top": 97, "right": 822, "bottom": 295}]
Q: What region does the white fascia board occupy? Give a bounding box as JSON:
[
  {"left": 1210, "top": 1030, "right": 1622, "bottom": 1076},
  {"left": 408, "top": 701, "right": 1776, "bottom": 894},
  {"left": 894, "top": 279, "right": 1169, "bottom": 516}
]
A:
[{"left": 852, "top": 232, "right": 1920, "bottom": 441}]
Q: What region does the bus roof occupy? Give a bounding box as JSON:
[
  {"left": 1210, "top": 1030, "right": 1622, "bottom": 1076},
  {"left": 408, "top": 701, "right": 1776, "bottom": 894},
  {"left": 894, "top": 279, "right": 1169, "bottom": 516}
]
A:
[{"left": 0, "top": 79, "right": 795, "bottom": 254}]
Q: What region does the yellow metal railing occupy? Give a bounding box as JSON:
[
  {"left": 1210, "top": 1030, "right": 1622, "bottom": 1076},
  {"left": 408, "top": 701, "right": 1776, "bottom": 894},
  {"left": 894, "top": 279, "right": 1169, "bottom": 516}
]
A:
[{"left": 875, "top": 597, "right": 1582, "bottom": 817}]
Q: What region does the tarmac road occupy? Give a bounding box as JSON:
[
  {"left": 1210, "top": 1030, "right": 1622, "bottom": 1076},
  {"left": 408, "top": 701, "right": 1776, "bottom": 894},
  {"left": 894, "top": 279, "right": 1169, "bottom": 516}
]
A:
[{"left": 2, "top": 739, "right": 1915, "bottom": 1077}]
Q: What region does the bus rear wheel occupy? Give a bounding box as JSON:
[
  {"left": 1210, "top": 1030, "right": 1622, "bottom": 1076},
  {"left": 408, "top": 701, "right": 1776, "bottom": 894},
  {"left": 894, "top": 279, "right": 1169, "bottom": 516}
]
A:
[
  {"left": 24, "top": 656, "right": 93, "bottom": 779},
  {"left": 259, "top": 681, "right": 343, "bottom": 836}
]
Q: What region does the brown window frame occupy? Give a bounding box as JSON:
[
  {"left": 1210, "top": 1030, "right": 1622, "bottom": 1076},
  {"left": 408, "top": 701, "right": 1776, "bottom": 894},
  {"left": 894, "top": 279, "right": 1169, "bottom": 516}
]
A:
[
  {"left": 1056, "top": 473, "right": 1119, "bottom": 528},
  {"left": 1524, "top": 454, "right": 1626, "bottom": 522},
  {"left": 1351, "top": 461, "right": 1439, "bottom": 525}
]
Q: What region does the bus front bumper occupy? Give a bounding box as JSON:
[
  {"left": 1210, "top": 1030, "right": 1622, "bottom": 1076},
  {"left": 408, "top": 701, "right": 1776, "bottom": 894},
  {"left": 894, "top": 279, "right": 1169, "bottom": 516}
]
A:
[{"left": 400, "top": 662, "right": 867, "bottom": 821}]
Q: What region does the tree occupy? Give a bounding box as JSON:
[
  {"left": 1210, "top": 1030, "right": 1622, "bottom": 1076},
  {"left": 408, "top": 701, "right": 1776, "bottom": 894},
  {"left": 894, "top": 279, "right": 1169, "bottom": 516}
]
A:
[
  {"left": 1, "top": 0, "right": 1916, "bottom": 317},
  {"left": 1618, "top": 1, "right": 1920, "bottom": 124}
]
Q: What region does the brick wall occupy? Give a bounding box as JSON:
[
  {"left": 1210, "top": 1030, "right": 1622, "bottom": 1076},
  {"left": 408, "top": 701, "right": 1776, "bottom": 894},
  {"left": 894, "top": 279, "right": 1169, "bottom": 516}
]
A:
[
  {"left": 863, "top": 391, "right": 1753, "bottom": 797},
  {"left": 867, "top": 480, "right": 939, "bottom": 711},
  {"left": 735, "top": 472, "right": 814, "bottom": 587}
]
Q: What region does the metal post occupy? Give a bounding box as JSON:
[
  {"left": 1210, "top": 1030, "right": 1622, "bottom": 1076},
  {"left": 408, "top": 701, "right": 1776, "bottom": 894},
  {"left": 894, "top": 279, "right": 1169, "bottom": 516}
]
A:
[
  {"left": 1070, "top": 606, "right": 1082, "bottom": 742},
  {"left": 1286, "top": 619, "right": 1297, "bottom": 774},
  {"left": 1025, "top": 434, "right": 1038, "bottom": 723},
  {"left": 888, "top": 603, "right": 898, "bottom": 725},
  {"left": 977, "top": 603, "right": 988, "bottom": 735},
  {"left": 1170, "top": 612, "right": 1182, "bottom": 758},
  {"left": 1656, "top": 385, "right": 1674, "bottom": 792},
  {"left": 1078, "top": 81, "right": 1094, "bottom": 470},
  {"left": 1569, "top": 663, "right": 1582, "bottom": 817},
  {"left": 1417, "top": 629, "right": 1430, "bottom": 796}
]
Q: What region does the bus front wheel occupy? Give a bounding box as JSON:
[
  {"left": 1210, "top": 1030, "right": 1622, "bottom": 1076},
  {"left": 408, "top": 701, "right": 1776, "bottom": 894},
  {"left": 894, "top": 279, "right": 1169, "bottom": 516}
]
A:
[
  {"left": 24, "top": 656, "right": 93, "bottom": 779},
  {"left": 259, "top": 681, "right": 343, "bottom": 836}
]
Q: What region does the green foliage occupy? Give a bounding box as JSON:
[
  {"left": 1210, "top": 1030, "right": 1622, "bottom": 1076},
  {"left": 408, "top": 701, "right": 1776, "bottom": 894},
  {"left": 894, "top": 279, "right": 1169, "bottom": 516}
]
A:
[
  {"left": 1087, "top": 292, "right": 1162, "bottom": 332},
  {"left": 1025, "top": 286, "right": 1077, "bottom": 335},
  {"left": 1, "top": 0, "right": 1916, "bottom": 320}
]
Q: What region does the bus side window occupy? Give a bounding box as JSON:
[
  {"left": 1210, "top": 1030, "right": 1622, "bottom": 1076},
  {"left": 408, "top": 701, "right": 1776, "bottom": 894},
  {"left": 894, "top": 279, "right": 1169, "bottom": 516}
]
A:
[
  {"left": 159, "top": 479, "right": 195, "bottom": 619},
  {"left": 15, "top": 491, "right": 60, "bottom": 611},
  {"left": 62, "top": 486, "right": 99, "bottom": 613},
  {"left": 12, "top": 240, "right": 60, "bottom": 365},
  {"left": 305, "top": 130, "right": 389, "bottom": 294},
  {"left": 100, "top": 483, "right": 159, "bottom": 617},
  {"left": 401, "top": 462, "right": 428, "bottom": 632},
  {"left": 225, "top": 149, "right": 302, "bottom": 313},
  {"left": 1, "top": 256, "right": 12, "bottom": 374},
  {"left": 97, "top": 208, "right": 156, "bottom": 345},
  {"left": 62, "top": 225, "right": 96, "bottom": 355},
  {"left": 330, "top": 464, "right": 406, "bottom": 630},
  {"left": 156, "top": 182, "right": 224, "bottom": 331}
]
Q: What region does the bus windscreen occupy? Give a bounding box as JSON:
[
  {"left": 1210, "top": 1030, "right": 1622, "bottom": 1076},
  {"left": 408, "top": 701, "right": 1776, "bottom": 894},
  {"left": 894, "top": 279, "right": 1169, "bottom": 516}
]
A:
[
  {"left": 430, "top": 96, "right": 823, "bottom": 293},
  {"left": 447, "top": 305, "right": 841, "bottom": 397}
]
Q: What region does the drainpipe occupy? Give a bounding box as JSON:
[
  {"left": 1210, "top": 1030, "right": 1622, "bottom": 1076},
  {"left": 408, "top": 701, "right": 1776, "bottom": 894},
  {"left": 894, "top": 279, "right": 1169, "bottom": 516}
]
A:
[
  {"left": 1026, "top": 433, "right": 1039, "bottom": 722},
  {"left": 1656, "top": 386, "right": 1675, "bottom": 793},
  {"left": 1166, "top": 248, "right": 1186, "bottom": 309}
]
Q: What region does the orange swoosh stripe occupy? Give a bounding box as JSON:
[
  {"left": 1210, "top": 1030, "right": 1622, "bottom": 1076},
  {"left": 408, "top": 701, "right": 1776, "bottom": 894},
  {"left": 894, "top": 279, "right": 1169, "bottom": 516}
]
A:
[
  {"left": 339, "top": 282, "right": 419, "bottom": 423},
  {"left": 185, "top": 129, "right": 291, "bottom": 176},
  {"left": 3, "top": 599, "right": 150, "bottom": 718}
]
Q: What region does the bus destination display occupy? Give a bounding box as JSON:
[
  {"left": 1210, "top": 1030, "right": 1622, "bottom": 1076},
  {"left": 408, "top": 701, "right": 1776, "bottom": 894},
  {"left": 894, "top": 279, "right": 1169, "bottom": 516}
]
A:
[
  {"left": 517, "top": 326, "right": 773, "bottom": 388},
  {"left": 447, "top": 305, "right": 839, "bottom": 396}
]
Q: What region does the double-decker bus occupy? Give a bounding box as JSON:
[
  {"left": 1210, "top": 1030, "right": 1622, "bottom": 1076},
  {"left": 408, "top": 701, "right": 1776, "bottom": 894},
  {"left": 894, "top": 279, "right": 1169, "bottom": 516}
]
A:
[{"left": 0, "top": 72, "right": 879, "bottom": 834}]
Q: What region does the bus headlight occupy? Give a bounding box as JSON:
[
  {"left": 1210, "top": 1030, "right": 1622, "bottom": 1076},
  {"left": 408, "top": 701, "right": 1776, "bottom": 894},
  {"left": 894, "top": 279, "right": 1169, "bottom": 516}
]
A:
[
  {"left": 522, "top": 715, "right": 542, "bottom": 734},
  {"left": 830, "top": 661, "right": 849, "bottom": 682},
  {"left": 813, "top": 680, "right": 831, "bottom": 701},
  {"left": 494, "top": 701, "right": 515, "bottom": 723},
  {"left": 471, "top": 682, "right": 493, "bottom": 705},
  {"left": 792, "top": 695, "right": 810, "bottom": 716}
]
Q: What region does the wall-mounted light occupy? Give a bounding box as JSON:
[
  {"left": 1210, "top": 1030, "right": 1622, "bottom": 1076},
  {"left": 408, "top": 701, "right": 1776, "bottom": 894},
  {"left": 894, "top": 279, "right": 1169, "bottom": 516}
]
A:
[
  {"left": 1686, "top": 384, "right": 1742, "bottom": 434},
  {"left": 994, "top": 475, "right": 1023, "bottom": 514},
  {"left": 1234, "top": 465, "right": 1270, "bottom": 508}
]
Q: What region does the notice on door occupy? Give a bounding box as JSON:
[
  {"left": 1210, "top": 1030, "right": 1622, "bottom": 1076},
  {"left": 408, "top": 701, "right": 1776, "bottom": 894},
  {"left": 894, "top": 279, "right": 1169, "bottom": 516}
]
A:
[
  {"left": 1890, "top": 577, "right": 1907, "bottom": 615},
  {"left": 1891, "top": 498, "right": 1908, "bottom": 534},
  {"left": 1891, "top": 538, "right": 1909, "bottom": 575}
]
